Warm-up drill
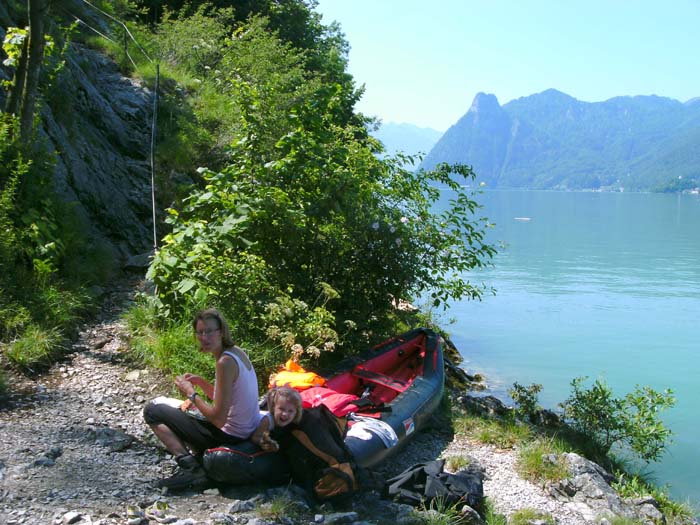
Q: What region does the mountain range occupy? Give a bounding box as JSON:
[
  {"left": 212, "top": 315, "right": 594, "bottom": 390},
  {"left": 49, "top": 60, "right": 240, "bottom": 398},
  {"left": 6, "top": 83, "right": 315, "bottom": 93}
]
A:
[
  {"left": 373, "top": 122, "right": 443, "bottom": 158},
  {"left": 419, "top": 89, "right": 700, "bottom": 192}
]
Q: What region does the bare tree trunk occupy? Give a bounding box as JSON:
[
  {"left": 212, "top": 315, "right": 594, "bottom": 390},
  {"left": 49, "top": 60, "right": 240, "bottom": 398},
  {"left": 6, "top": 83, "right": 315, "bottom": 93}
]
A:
[
  {"left": 19, "top": 0, "right": 50, "bottom": 142},
  {"left": 4, "top": 36, "right": 28, "bottom": 116}
]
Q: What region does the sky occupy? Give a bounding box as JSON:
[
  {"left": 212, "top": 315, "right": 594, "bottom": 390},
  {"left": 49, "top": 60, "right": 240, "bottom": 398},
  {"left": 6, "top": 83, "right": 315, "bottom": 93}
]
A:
[{"left": 314, "top": 0, "right": 700, "bottom": 132}]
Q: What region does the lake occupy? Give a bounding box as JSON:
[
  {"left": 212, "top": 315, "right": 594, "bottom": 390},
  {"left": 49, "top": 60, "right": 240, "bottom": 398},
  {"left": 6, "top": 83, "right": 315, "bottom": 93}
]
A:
[{"left": 442, "top": 189, "right": 700, "bottom": 505}]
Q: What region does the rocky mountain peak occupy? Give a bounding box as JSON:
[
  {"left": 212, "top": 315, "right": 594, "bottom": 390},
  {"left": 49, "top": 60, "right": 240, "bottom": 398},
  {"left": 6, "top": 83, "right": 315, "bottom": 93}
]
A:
[{"left": 469, "top": 92, "right": 501, "bottom": 114}]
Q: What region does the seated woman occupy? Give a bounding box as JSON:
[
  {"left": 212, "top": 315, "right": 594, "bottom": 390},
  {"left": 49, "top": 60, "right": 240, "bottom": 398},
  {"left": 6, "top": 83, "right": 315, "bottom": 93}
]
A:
[{"left": 143, "top": 308, "right": 260, "bottom": 490}]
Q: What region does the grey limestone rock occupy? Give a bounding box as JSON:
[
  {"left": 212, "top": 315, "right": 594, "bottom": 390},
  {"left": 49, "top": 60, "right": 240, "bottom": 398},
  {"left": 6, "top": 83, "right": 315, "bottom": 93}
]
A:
[{"left": 548, "top": 452, "right": 664, "bottom": 523}]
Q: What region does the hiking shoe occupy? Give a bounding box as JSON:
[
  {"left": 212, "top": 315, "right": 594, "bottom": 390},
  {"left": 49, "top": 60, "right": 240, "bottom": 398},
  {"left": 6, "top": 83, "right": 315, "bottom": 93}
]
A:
[
  {"left": 175, "top": 452, "right": 200, "bottom": 470},
  {"left": 126, "top": 504, "right": 146, "bottom": 525},
  {"left": 156, "top": 465, "right": 210, "bottom": 491},
  {"left": 145, "top": 501, "right": 177, "bottom": 523}
]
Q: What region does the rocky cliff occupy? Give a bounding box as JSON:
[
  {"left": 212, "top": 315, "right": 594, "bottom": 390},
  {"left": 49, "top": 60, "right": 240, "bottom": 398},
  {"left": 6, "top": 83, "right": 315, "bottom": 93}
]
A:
[{"left": 1, "top": 26, "right": 155, "bottom": 265}]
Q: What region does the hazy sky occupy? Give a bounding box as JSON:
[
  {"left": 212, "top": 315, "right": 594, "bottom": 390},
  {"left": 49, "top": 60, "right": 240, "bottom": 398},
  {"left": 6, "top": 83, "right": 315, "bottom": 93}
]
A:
[{"left": 314, "top": 0, "right": 699, "bottom": 132}]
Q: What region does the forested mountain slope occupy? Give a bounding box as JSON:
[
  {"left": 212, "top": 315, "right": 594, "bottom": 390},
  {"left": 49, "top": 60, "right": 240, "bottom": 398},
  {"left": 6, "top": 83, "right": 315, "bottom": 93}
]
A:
[{"left": 420, "top": 89, "right": 700, "bottom": 191}]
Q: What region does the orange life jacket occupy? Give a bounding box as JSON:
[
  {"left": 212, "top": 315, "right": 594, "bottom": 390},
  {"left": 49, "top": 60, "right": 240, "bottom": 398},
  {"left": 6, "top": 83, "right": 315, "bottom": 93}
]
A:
[{"left": 269, "top": 359, "right": 326, "bottom": 390}]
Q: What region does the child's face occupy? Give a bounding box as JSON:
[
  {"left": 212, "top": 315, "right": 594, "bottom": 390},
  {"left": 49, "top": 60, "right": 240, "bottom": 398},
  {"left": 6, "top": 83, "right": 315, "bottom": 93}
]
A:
[{"left": 273, "top": 397, "right": 298, "bottom": 428}]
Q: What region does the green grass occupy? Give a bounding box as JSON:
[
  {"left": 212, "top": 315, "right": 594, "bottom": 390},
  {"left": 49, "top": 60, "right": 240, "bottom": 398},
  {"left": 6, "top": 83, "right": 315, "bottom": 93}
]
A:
[
  {"left": 481, "top": 498, "right": 507, "bottom": 525},
  {"left": 125, "top": 311, "right": 211, "bottom": 379},
  {"left": 413, "top": 497, "right": 471, "bottom": 525},
  {"left": 5, "top": 324, "right": 64, "bottom": 371},
  {"left": 0, "top": 301, "right": 31, "bottom": 340},
  {"left": 509, "top": 508, "right": 556, "bottom": 525},
  {"left": 0, "top": 368, "right": 7, "bottom": 396},
  {"left": 516, "top": 437, "right": 571, "bottom": 484},
  {"left": 1, "top": 278, "right": 91, "bottom": 342},
  {"left": 33, "top": 284, "right": 91, "bottom": 334},
  {"left": 606, "top": 517, "right": 645, "bottom": 525},
  {"left": 453, "top": 405, "right": 699, "bottom": 524},
  {"left": 444, "top": 454, "right": 472, "bottom": 472},
  {"left": 122, "top": 300, "right": 292, "bottom": 393},
  {"left": 453, "top": 412, "right": 532, "bottom": 449},
  {"left": 612, "top": 474, "right": 697, "bottom": 524},
  {"left": 256, "top": 492, "right": 304, "bottom": 522}
]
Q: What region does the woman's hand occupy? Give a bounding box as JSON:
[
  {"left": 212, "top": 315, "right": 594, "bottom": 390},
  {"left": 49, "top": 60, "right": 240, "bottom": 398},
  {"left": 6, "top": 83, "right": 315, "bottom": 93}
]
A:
[
  {"left": 182, "top": 373, "right": 204, "bottom": 387},
  {"left": 174, "top": 375, "right": 195, "bottom": 397},
  {"left": 181, "top": 374, "right": 214, "bottom": 399}
]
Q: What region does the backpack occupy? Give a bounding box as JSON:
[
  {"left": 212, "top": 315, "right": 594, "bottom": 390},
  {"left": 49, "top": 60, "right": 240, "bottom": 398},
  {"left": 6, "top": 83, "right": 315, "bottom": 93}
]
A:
[
  {"left": 203, "top": 440, "right": 291, "bottom": 486},
  {"left": 274, "top": 404, "right": 358, "bottom": 500},
  {"left": 383, "top": 459, "right": 484, "bottom": 510}
]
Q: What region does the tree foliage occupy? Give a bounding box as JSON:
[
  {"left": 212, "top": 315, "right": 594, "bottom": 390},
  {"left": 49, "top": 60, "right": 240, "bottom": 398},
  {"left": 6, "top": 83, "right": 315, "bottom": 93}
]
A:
[
  {"left": 560, "top": 377, "right": 675, "bottom": 463},
  {"left": 146, "top": 10, "right": 496, "bottom": 357}
]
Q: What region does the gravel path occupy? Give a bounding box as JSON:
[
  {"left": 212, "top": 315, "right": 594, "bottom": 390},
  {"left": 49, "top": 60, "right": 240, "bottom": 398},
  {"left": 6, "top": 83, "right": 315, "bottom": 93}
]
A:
[
  {"left": 443, "top": 442, "right": 587, "bottom": 524},
  {"left": 0, "top": 280, "right": 591, "bottom": 525}
]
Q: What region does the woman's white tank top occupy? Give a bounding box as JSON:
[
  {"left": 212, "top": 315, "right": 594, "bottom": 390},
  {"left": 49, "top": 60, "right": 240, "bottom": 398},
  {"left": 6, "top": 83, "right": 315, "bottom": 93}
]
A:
[{"left": 218, "top": 349, "right": 260, "bottom": 438}]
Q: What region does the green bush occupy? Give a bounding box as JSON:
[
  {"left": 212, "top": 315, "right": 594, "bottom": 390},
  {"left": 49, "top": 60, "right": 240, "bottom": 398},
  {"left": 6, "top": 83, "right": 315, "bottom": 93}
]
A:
[
  {"left": 148, "top": 85, "right": 495, "bottom": 359},
  {"left": 0, "top": 113, "right": 97, "bottom": 357},
  {"left": 509, "top": 382, "right": 543, "bottom": 424},
  {"left": 139, "top": 10, "right": 495, "bottom": 367},
  {"left": 560, "top": 377, "right": 675, "bottom": 462}
]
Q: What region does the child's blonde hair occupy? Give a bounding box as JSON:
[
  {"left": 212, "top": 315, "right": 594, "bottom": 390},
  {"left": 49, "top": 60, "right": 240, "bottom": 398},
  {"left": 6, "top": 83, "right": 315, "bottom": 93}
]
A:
[{"left": 267, "top": 386, "right": 303, "bottom": 424}]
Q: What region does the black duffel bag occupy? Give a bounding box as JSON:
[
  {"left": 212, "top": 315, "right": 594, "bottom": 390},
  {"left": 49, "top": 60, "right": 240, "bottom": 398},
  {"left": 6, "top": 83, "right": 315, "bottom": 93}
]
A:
[{"left": 203, "top": 440, "right": 291, "bottom": 486}]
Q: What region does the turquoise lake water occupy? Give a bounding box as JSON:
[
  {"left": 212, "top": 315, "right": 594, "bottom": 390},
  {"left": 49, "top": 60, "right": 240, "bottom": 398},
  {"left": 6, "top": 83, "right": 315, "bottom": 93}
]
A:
[{"left": 441, "top": 189, "right": 700, "bottom": 505}]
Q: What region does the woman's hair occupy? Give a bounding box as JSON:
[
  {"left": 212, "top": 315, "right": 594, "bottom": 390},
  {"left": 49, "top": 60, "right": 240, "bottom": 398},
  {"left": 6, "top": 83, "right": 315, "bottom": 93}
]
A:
[
  {"left": 193, "top": 308, "right": 235, "bottom": 348},
  {"left": 267, "top": 386, "right": 303, "bottom": 424}
]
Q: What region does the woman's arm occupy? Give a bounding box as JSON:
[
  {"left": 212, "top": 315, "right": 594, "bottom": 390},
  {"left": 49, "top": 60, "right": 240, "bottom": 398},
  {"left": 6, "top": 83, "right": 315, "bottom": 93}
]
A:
[
  {"left": 176, "top": 355, "right": 238, "bottom": 428},
  {"left": 182, "top": 373, "right": 214, "bottom": 399}
]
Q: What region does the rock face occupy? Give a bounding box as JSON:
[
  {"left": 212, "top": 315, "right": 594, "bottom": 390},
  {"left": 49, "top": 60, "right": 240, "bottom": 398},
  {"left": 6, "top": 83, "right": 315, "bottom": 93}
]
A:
[
  {"left": 1, "top": 28, "right": 156, "bottom": 262},
  {"left": 548, "top": 452, "right": 666, "bottom": 524},
  {"left": 44, "top": 44, "right": 156, "bottom": 260},
  {"left": 423, "top": 93, "right": 511, "bottom": 182}
]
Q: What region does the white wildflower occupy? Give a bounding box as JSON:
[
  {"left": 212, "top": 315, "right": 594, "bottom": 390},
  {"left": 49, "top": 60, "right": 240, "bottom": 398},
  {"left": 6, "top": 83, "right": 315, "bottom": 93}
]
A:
[
  {"left": 395, "top": 238, "right": 402, "bottom": 246},
  {"left": 372, "top": 222, "right": 380, "bottom": 230},
  {"left": 291, "top": 343, "right": 304, "bottom": 360}
]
